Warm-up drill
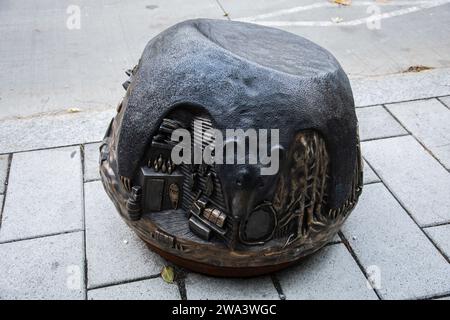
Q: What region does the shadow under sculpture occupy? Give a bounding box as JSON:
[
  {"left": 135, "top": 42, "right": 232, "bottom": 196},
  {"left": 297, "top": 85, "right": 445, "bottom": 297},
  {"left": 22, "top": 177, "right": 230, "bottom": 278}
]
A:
[{"left": 99, "top": 19, "right": 363, "bottom": 276}]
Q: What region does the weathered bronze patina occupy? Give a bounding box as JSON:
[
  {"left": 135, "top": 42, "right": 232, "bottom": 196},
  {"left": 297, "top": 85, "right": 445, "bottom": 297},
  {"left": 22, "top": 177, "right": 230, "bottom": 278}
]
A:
[{"left": 100, "top": 19, "right": 362, "bottom": 276}]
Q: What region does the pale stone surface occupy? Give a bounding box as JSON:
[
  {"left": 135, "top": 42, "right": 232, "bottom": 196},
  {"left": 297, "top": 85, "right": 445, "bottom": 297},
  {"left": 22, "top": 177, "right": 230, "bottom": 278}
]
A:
[
  {"left": 0, "top": 154, "right": 8, "bottom": 194},
  {"left": 83, "top": 142, "right": 101, "bottom": 181},
  {"left": 342, "top": 183, "right": 450, "bottom": 300},
  {"left": 277, "top": 244, "right": 377, "bottom": 300},
  {"left": 219, "top": 1, "right": 450, "bottom": 81},
  {"left": 185, "top": 273, "right": 279, "bottom": 300},
  {"left": 351, "top": 68, "right": 450, "bottom": 107},
  {"left": 386, "top": 99, "right": 450, "bottom": 169},
  {"left": 84, "top": 181, "right": 166, "bottom": 288},
  {"left": 88, "top": 278, "right": 180, "bottom": 300},
  {"left": 363, "top": 159, "right": 380, "bottom": 184},
  {"left": 0, "top": 109, "right": 115, "bottom": 153},
  {"left": 424, "top": 224, "right": 450, "bottom": 261},
  {"left": 0, "top": 0, "right": 225, "bottom": 119},
  {"left": 0, "top": 232, "right": 85, "bottom": 299},
  {"left": 362, "top": 136, "right": 450, "bottom": 226},
  {"left": 440, "top": 96, "right": 450, "bottom": 109},
  {"left": 356, "top": 106, "right": 406, "bottom": 141},
  {"left": 0, "top": 147, "right": 83, "bottom": 242}
]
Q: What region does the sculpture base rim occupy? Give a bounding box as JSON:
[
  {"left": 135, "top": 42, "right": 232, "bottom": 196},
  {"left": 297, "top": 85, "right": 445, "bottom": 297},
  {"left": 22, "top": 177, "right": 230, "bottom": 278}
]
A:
[{"left": 141, "top": 238, "right": 297, "bottom": 277}]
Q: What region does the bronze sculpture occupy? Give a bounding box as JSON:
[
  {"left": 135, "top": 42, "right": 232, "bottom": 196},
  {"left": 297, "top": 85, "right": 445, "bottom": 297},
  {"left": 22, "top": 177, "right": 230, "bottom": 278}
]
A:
[{"left": 100, "top": 19, "right": 362, "bottom": 276}]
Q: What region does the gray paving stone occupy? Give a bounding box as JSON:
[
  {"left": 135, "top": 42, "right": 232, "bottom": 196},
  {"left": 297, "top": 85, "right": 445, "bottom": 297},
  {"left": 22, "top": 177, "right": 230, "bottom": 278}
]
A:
[
  {"left": 0, "top": 108, "right": 115, "bottom": 153},
  {"left": 0, "top": 232, "right": 85, "bottom": 299},
  {"left": 277, "top": 243, "right": 377, "bottom": 300},
  {"left": 0, "top": 0, "right": 225, "bottom": 119},
  {"left": 362, "top": 136, "right": 450, "bottom": 226},
  {"left": 342, "top": 183, "right": 450, "bottom": 300},
  {"left": 386, "top": 99, "right": 450, "bottom": 169},
  {"left": 0, "top": 147, "right": 83, "bottom": 242},
  {"left": 83, "top": 142, "right": 101, "bottom": 182},
  {"left": 88, "top": 277, "right": 180, "bottom": 300},
  {"left": 351, "top": 68, "right": 450, "bottom": 107},
  {"left": 356, "top": 106, "right": 406, "bottom": 141},
  {"left": 0, "top": 154, "right": 8, "bottom": 194},
  {"left": 440, "top": 96, "right": 450, "bottom": 109},
  {"left": 424, "top": 224, "right": 450, "bottom": 261},
  {"left": 185, "top": 273, "right": 279, "bottom": 300},
  {"left": 363, "top": 159, "right": 380, "bottom": 185},
  {"left": 220, "top": 1, "right": 450, "bottom": 81},
  {"left": 85, "top": 181, "right": 165, "bottom": 288}
]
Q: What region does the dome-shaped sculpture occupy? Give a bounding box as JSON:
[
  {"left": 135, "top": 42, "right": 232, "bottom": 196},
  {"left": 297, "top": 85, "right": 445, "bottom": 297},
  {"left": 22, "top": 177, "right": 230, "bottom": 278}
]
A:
[{"left": 100, "top": 19, "right": 362, "bottom": 276}]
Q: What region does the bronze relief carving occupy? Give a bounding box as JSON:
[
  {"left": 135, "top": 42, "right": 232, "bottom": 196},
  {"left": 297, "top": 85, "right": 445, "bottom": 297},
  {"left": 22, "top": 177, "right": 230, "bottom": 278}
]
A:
[{"left": 100, "top": 19, "right": 362, "bottom": 276}]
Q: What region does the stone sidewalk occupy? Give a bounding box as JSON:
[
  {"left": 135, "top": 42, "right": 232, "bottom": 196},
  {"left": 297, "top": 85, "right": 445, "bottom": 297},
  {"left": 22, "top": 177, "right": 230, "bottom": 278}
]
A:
[
  {"left": 2, "top": 0, "right": 450, "bottom": 119},
  {"left": 0, "top": 69, "right": 449, "bottom": 300}
]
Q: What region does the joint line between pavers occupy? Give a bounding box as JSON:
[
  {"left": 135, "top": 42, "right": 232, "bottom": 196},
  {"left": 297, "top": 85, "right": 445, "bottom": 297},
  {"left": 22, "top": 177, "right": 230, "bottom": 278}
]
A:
[
  {"left": 215, "top": 0, "right": 230, "bottom": 20},
  {"left": 0, "top": 154, "right": 13, "bottom": 231},
  {"left": 412, "top": 289, "right": 450, "bottom": 301},
  {"left": 362, "top": 155, "right": 382, "bottom": 182},
  {"left": 0, "top": 140, "right": 103, "bottom": 157},
  {"left": 425, "top": 292, "right": 450, "bottom": 300},
  {"left": 376, "top": 179, "right": 450, "bottom": 264},
  {"left": 0, "top": 229, "right": 84, "bottom": 245},
  {"left": 436, "top": 96, "right": 450, "bottom": 111},
  {"left": 360, "top": 133, "right": 410, "bottom": 143},
  {"left": 338, "top": 231, "right": 382, "bottom": 300},
  {"left": 176, "top": 273, "right": 188, "bottom": 300},
  {"left": 87, "top": 273, "right": 162, "bottom": 291},
  {"left": 356, "top": 95, "right": 450, "bottom": 109},
  {"left": 382, "top": 104, "right": 450, "bottom": 172},
  {"left": 171, "top": 265, "right": 188, "bottom": 300},
  {"left": 270, "top": 274, "right": 286, "bottom": 300},
  {"left": 80, "top": 144, "right": 88, "bottom": 300},
  {"left": 422, "top": 220, "right": 450, "bottom": 229}
]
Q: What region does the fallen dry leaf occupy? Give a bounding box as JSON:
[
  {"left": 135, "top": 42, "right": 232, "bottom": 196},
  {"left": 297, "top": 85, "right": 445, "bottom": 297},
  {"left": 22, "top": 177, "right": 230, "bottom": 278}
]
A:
[
  {"left": 161, "top": 266, "right": 175, "bottom": 284},
  {"left": 333, "top": 0, "right": 351, "bottom": 5},
  {"left": 67, "top": 107, "right": 81, "bottom": 113},
  {"left": 403, "top": 65, "right": 433, "bottom": 73}
]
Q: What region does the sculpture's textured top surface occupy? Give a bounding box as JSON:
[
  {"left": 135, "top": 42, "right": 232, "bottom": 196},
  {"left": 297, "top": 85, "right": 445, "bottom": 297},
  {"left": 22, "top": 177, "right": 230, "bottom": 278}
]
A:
[
  {"left": 101, "top": 19, "right": 362, "bottom": 276},
  {"left": 116, "top": 19, "right": 356, "bottom": 208}
]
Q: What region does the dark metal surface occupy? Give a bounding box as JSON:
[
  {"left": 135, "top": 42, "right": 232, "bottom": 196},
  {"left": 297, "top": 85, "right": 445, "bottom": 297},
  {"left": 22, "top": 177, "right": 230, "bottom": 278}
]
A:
[{"left": 100, "top": 19, "right": 362, "bottom": 276}]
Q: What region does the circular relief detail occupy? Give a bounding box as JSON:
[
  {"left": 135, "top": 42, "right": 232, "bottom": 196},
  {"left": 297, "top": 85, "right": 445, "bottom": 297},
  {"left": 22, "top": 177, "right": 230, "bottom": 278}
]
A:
[{"left": 241, "top": 204, "right": 276, "bottom": 244}]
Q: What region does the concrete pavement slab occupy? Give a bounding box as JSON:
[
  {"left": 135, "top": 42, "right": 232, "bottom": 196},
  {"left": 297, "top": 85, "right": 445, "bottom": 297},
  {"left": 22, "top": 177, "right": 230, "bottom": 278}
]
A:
[
  {"left": 386, "top": 98, "right": 450, "bottom": 169},
  {"left": 439, "top": 96, "right": 450, "bottom": 109},
  {"left": 0, "top": 154, "right": 8, "bottom": 194},
  {"left": 342, "top": 183, "right": 450, "bottom": 300},
  {"left": 0, "top": 232, "right": 85, "bottom": 300},
  {"left": 277, "top": 243, "right": 377, "bottom": 300},
  {"left": 351, "top": 68, "right": 450, "bottom": 107},
  {"left": 0, "top": 109, "right": 114, "bottom": 154},
  {"left": 0, "top": 147, "right": 83, "bottom": 242},
  {"left": 185, "top": 274, "right": 279, "bottom": 300},
  {"left": 363, "top": 159, "right": 380, "bottom": 184},
  {"left": 0, "top": 0, "right": 225, "bottom": 119},
  {"left": 83, "top": 142, "right": 101, "bottom": 182},
  {"left": 356, "top": 106, "right": 406, "bottom": 141},
  {"left": 362, "top": 136, "right": 450, "bottom": 226},
  {"left": 88, "top": 277, "right": 180, "bottom": 300},
  {"left": 84, "top": 181, "right": 165, "bottom": 289},
  {"left": 219, "top": 0, "right": 450, "bottom": 78},
  {"left": 424, "top": 224, "right": 450, "bottom": 261}
]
